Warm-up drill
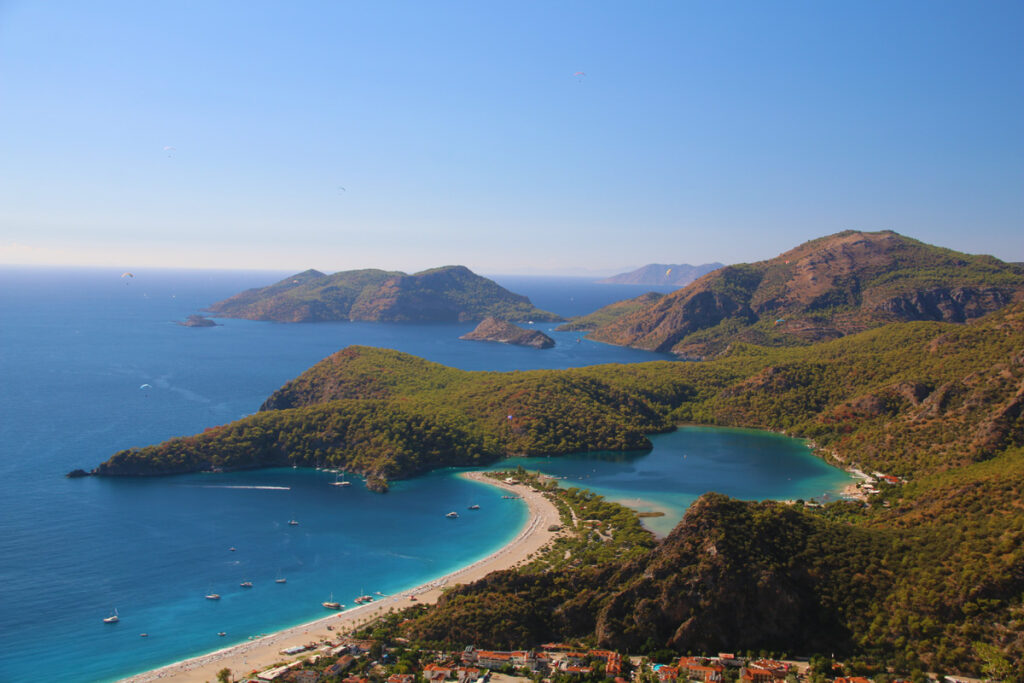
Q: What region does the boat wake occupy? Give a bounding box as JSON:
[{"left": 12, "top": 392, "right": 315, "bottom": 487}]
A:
[{"left": 195, "top": 485, "right": 291, "bottom": 490}]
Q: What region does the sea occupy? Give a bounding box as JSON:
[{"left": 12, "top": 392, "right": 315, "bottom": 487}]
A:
[{"left": 0, "top": 267, "right": 852, "bottom": 682}]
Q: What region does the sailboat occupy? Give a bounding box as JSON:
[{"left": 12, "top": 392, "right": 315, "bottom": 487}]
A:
[
  {"left": 103, "top": 608, "right": 119, "bottom": 623},
  {"left": 322, "top": 592, "right": 342, "bottom": 610},
  {"left": 275, "top": 569, "right": 287, "bottom": 584},
  {"left": 330, "top": 471, "right": 352, "bottom": 487}
]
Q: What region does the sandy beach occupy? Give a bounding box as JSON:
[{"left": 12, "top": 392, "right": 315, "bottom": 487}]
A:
[{"left": 120, "top": 471, "right": 562, "bottom": 683}]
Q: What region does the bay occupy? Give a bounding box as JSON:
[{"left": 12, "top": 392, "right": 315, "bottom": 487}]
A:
[{"left": 0, "top": 266, "right": 847, "bottom": 682}]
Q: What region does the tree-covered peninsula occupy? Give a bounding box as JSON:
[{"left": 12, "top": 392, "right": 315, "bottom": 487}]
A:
[
  {"left": 204, "top": 265, "right": 562, "bottom": 323},
  {"left": 91, "top": 303, "right": 1024, "bottom": 676}
]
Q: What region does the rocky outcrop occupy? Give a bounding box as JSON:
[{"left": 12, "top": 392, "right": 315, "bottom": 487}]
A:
[
  {"left": 460, "top": 317, "right": 555, "bottom": 349},
  {"left": 177, "top": 314, "right": 219, "bottom": 327},
  {"left": 598, "top": 262, "right": 724, "bottom": 286}
]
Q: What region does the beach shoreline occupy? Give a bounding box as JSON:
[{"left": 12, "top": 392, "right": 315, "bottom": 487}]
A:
[{"left": 119, "top": 471, "right": 562, "bottom": 683}]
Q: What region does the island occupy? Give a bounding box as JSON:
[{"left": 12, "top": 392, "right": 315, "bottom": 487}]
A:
[
  {"left": 204, "top": 265, "right": 562, "bottom": 324},
  {"left": 176, "top": 314, "right": 219, "bottom": 327},
  {"left": 459, "top": 317, "right": 555, "bottom": 349}
]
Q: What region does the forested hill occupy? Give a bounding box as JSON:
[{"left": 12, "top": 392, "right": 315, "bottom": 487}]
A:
[
  {"left": 204, "top": 265, "right": 562, "bottom": 323},
  {"left": 587, "top": 230, "right": 1024, "bottom": 358},
  {"left": 90, "top": 305, "right": 1024, "bottom": 673},
  {"left": 95, "top": 302, "right": 1024, "bottom": 489}
]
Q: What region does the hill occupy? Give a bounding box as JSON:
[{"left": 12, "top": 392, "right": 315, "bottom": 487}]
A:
[
  {"left": 597, "top": 262, "right": 724, "bottom": 286},
  {"left": 204, "top": 265, "right": 562, "bottom": 323},
  {"left": 556, "top": 291, "right": 665, "bottom": 332},
  {"left": 88, "top": 305, "right": 1024, "bottom": 673},
  {"left": 459, "top": 317, "right": 555, "bottom": 349},
  {"left": 587, "top": 231, "right": 1024, "bottom": 358}
]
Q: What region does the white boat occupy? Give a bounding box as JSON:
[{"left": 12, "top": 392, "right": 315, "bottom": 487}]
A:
[
  {"left": 103, "top": 608, "right": 119, "bottom": 623},
  {"left": 468, "top": 504, "right": 480, "bottom": 510},
  {"left": 275, "top": 577, "right": 287, "bottom": 584},
  {"left": 322, "top": 592, "right": 342, "bottom": 610},
  {"left": 287, "top": 520, "right": 299, "bottom": 526},
  {"left": 240, "top": 581, "right": 253, "bottom": 588},
  {"left": 205, "top": 593, "right": 221, "bottom": 600},
  {"left": 330, "top": 471, "right": 352, "bottom": 487},
  {"left": 446, "top": 511, "right": 459, "bottom": 518}
]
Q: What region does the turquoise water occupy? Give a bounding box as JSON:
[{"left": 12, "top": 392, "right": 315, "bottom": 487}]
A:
[
  {"left": 490, "top": 426, "right": 852, "bottom": 536},
  {"left": 0, "top": 267, "right": 846, "bottom": 682}
]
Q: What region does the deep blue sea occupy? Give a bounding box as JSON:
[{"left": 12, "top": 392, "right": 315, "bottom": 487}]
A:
[{"left": 0, "top": 267, "right": 850, "bottom": 682}]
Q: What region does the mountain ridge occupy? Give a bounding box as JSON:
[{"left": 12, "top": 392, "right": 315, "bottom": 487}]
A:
[{"left": 587, "top": 231, "right": 1024, "bottom": 358}]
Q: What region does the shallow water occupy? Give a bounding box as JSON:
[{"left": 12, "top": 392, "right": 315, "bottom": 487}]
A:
[{"left": 0, "top": 267, "right": 847, "bottom": 681}]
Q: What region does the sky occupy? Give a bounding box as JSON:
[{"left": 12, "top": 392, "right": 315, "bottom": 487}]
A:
[{"left": 0, "top": 1, "right": 1021, "bottom": 275}]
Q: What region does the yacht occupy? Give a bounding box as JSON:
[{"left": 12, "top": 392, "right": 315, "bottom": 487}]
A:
[
  {"left": 240, "top": 581, "right": 253, "bottom": 588},
  {"left": 468, "top": 504, "right": 480, "bottom": 510},
  {"left": 205, "top": 593, "right": 221, "bottom": 600},
  {"left": 446, "top": 511, "right": 459, "bottom": 518},
  {"left": 103, "top": 608, "right": 119, "bottom": 624},
  {"left": 288, "top": 520, "right": 299, "bottom": 526}
]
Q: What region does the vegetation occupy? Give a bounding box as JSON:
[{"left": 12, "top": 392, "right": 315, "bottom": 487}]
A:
[
  {"left": 91, "top": 301, "right": 1024, "bottom": 676},
  {"left": 204, "top": 265, "right": 562, "bottom": 323},
  {"left": 586, "top": 230, "right": 1024, "bottom": 357},
  {"left": 556, "top": 291, "right": 665, "bottom": 332}
]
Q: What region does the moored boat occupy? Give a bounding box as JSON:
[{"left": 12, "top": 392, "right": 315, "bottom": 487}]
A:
[
  {"left": 445, "top": 511, "right": 459, "bottom": 518},
  {"left": 103, "top": 608, "right": 119, "bottom": 623}
]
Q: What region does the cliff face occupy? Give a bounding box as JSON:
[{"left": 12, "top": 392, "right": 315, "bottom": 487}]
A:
[
  {"left": 589, "top": 231, "right": 1024, "bottom": 357},
  {"left": 206, "top": 265, "right": 562, "bottom": 323},
  {"left": 459, "top": 317, "right": 555, "bottom": 349}
]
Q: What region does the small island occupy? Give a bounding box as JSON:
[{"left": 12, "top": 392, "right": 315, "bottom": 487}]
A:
[
  {"left": 177, "top": 314, "right": 219, "bottom": 327},
  {"left": 459, "top": 317, "right": 555, "bottom": 349}
]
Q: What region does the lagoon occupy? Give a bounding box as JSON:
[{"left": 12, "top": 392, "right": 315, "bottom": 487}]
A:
[{"left": 0, "top": 267, "right": 849, "bottom": 681}]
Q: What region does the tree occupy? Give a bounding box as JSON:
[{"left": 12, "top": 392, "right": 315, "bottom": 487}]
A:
[{"left": 216, "top": 668, "right": 233, "bottom": 683}]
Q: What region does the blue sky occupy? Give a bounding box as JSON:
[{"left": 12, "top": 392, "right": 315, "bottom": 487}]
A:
[{"left": 1, "top": 1, "right": 1021, "bottom": 274}]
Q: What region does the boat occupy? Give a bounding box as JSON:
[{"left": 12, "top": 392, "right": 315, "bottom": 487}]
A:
[
  {"left": 275, "top": 577, "right": 287, "bottom": 584},
  {"left": 240, "top": 581, "right": 253, "bottom": 588},
  {"left": 205, "top": 593, "right": 221, "bottom": 600},
  {"left": 330, "top": 471, "right": 352, "bottom": 487},
  {"left": 103, "top": 608, "right": 119, "bottom": 624},
  {"left": 287, "top": 520, "right": 299, "bottom": 526},
  {"left": 446, "top": 511, "right": 459, "bottom": 518},
  {"left": 322, "top": 593, "right": 342, "bottom": 610},
  {"left": 218, "top": 631, "right": 227, "bottom": 637},
  {"left": 140, "top": 633, "right": 148, "bottom": 637},
  {"left": 229, "top": 547, "right": 236, "bottom": 552},
  {"left": 468, "top": 504, "right": 480, "bottom": 510}
]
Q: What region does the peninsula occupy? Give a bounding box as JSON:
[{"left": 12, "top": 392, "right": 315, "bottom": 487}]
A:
[
  {"left": 597, "top": 261, "right": 723, "bottom": 286},
  {"left": 204, "top": 265, "right": 562, "bottom": 324},
  {"left": 459, "top": 317, "right": 555, "bottom": 349}
]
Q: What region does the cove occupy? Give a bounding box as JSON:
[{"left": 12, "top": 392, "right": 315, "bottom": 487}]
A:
[{"left": 486, "top": 426, "right": 854, "bottom": 536}]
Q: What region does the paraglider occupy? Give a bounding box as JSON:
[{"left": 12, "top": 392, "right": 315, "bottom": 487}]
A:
[
  {"left": 121, "top": 272, "right": 134, "bottom": 279},
  {"left": 573, "top": 71, "right": 586, "bottom": 84},
  {"left": 665, "top": 268, "right": 673, "bottom": 278},
  {"left": 139, "top": 384, "right": 152, "bottom": 390},
  {"left": 121, "top": 272, "right": 134, "bottom": 286},
  {"left": 163, "top": 145, "right": 176, "bottom": 158}
]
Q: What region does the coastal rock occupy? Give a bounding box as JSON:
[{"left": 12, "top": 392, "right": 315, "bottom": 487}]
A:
[
  {"left": 65, "top": 468, "right": 92, "bottom": 478},
  {"left": 460, "top": 317, "right": 555, "bottom": 349},
  {"left": 177, "top": 314, "right": 219, "bottom": 327}
]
